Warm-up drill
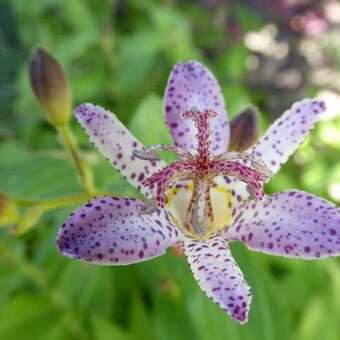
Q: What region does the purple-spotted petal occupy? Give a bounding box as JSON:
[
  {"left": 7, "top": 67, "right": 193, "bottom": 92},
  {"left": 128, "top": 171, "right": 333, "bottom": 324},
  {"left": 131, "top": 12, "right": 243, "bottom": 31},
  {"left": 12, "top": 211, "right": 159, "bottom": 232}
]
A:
[
  {"left": 225, "top": 190, "right": 340, "bottom": 259},
  {"left": 164, "top": 60, "right": 229, "bottom": 155},
  {"left": 74, "top": 104, "right": 166, "bottom": 199},
  {"left": 248, "top": 99, "right": 326, "bottom": 176},
  {"left": 214, "top": 176, "right": 249, "bottom": 208},
  {"left": 183, "top": 236, "right": 252, "bottom": 323},
  {"left": 57, "top": 196, "right": 180, "bottom": 265}
]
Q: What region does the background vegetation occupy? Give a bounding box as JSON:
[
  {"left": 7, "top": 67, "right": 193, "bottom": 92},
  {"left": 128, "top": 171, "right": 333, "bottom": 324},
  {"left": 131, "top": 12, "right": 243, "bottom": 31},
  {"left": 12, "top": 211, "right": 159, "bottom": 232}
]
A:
[{"left": 0, "top": 0, "right": 339, "bottom": 339}]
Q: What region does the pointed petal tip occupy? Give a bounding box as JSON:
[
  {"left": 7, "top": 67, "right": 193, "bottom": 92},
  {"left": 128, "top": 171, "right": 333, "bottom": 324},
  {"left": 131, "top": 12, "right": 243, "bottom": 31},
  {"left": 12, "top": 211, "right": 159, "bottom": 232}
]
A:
[
  {"left": 165, "top": 59, "right": 229, "bottom": 155},
  {"left": 249, "top": 97, "right": 328, "bottom": 176},
  {"left": 56, "top": 234, "right": 77, "bottom": 260},
  {"left": 294, "top": 98, "right": 327, "bottom": 114},
  {"left": 56, "top": 221, "right": 85, "bottom": 261},
  {"left": 172, "top": 59, "right": 201, "bottom": 68},
  {"left": 231, "top": 310, "right": 249, "bottom": 324},
  {"left": 315, "top": 99, "right": 326, "bottom": 112},
  {"left": 228, "top": 288, "right": 251, "bottom": 324},
  {"left": 186, "top": 60, "right": 204, "bottom": 68},
  {"left": 72, "top": 103, "right": 165, "bottom": 199},
  {"left": 73, "top": 102, "right": 96, "bottom": 119},
  {"left": 183, "top": 237, "right": 252, "bottom": 324}
]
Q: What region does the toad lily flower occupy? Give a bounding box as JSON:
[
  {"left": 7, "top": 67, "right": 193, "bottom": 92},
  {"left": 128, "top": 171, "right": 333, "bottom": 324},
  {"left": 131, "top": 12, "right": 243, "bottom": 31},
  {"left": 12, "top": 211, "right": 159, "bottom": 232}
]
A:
[{"left": 57, "top": 61, "right": 340, "bottom": 324}]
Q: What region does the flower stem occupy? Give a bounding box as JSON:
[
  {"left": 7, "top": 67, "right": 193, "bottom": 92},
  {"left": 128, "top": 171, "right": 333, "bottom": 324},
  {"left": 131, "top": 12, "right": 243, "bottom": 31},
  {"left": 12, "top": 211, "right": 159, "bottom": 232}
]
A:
[
  {"left": 12, "top": 191, "right": 116, "bottom": 235},
  {"left": 38, "top": 192, "right": 114, "bottom": 210},
  {"left": 13, "top": 191, "right": 115, "bottom": 208},
  {"left": 57, "top": 124, "right": 95, "bottom": 193}
]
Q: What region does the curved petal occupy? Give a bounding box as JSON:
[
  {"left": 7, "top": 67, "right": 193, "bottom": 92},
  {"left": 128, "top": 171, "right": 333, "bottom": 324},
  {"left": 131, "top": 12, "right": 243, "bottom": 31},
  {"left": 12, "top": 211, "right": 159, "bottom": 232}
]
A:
[
  {"left": 214, "top": 176, "right": 249, "bottom": 208},
  {"left": 183, "top": 236, "right": 252, "bottom": 324},
  {"left": 75, "top": 104, "right": 166, "bottom": 199},
  {"left": 57, "top": 196, "right": 180, "bottom": 265},
  {"left": 248, "top": 99, "right": 326, "bottom": 176},
  {"left": 164, "top": 60, "right": 229, "bottom": 155},
  {"left": 225, "top": 190, "right": 340, "bottom": 259}
]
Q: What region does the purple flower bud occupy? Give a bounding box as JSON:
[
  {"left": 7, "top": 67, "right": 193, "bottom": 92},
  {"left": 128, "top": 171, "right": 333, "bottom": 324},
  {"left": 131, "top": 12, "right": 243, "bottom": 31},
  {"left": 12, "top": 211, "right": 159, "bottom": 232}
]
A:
[
  {"left": 229, "top": 107, "right": 259, "bottom": 152},
  {"left": 29, "top": 48, "right": 72, "bottom": 126}
]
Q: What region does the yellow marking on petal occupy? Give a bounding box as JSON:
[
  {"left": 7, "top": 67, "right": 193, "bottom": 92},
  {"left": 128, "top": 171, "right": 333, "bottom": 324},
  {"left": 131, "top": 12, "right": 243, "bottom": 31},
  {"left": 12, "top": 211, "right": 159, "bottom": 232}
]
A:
[
  {"left": 166, "top": 188, "right": 180, "bottom": 208},
  {"left": 214, "top": 186, "right": 233, "bottom": 229},
  {"left": 165, "top": 179, "right": 233, "bottom": 239},
  {"left": 166, "top": 183, "right": 193, "bottom": 208}
]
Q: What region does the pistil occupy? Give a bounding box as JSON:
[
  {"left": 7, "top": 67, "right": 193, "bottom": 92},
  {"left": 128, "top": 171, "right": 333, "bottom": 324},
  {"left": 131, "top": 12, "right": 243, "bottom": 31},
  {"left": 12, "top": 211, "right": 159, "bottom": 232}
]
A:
[
  {"left": 186, "top": 176, "right": 213, "bottom": 237},
  {"left": 182, "top": 109, "right": 217, "bottom": 165},
  {"left": 133, "top": 109, "right": 271, "bottom": 239}
]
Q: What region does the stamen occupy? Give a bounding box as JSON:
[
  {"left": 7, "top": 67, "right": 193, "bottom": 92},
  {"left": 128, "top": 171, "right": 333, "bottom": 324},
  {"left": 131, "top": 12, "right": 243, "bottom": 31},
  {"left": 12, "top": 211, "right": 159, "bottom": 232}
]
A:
[
  {"left": 186, "top": 177, "right": 213, "bottom": 238},
  {"left": 139, "top": 199, "right": 158, "bottom": 215},
  {"left": 133, "top": 149, "right": 161, "bottom": 161},
  {"left": 209, "top": 161, "right": 267, "bottom": 200},
  {"left": 219, "top": 151, "right": 272, "bottom": 178},
  {"left": 136, "top": 108, "right": 270, "bottom": 239},
  {"left": 133, "top": 144, "right": 193, "bottom": 161},
  {"left": 182, "top": 109, "right": 217, "bottom": 164},
  {"left": 246, "top": 184, "right": 259, "bottom": 199},
  {"left": 250, "top": 160, "right": 272, "bottom": 179},
  {"left": 192, "top": 206, "right": 207, "bottom": 237},
  {"left": 142, "top": 161, "right": 196, "bottom": 208}
]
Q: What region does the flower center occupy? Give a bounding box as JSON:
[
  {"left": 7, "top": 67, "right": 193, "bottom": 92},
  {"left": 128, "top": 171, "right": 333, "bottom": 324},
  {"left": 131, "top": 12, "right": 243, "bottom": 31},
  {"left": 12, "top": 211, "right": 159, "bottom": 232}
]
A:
[
  {"left": 165, "top": 179, "right": 234, "bottom": 239},
  {"left": 133, "top": 109, "right": 271, "bottom": 239}
]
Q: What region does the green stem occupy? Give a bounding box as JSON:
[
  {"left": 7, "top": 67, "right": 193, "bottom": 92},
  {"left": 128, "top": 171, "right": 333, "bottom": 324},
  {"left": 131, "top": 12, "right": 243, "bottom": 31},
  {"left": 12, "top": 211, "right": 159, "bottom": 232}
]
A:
[
  {"left": 0, "top": 241, "right": 89, "bottom": 340},
  {"left": 57, "top": 124, "right": 95, "bottom": 194},
  {"left": 13, "top": 191, "right": 116, "bottom": 235},
  {"left": 13, "top": 191, "right": 115, "bottom": 208},
  {"left": 38, "top": 192, "right": 114, "bottom": 210}
]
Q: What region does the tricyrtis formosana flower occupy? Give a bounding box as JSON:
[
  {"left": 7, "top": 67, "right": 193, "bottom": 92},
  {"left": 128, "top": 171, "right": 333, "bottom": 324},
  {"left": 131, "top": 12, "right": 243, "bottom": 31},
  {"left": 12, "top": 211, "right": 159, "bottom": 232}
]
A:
[{"left": 57, "top": 61, "right": 340, "bottom": 324}]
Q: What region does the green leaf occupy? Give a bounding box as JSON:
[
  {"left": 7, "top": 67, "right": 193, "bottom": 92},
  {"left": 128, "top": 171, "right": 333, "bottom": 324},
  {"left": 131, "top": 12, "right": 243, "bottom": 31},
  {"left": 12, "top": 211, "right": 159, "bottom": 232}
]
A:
[
  {"left": 91, "top": 314, "right": 135, "bottom": 340},
  {"left": 129, "top": 293, "right": 155, "bottom": 340},
  {"left": 0, "top": 293, "right": 59, "bottom": 340},
  {"left": 0, "top": 145, "right": 81, "bottom": 199}
]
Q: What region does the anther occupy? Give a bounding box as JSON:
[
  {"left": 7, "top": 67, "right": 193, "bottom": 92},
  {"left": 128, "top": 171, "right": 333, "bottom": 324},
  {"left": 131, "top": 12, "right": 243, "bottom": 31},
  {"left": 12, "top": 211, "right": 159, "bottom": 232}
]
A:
[
  {"left": 246, "top": 185, "right": 257, "bottom": 199},
  {"left": 219, "top": 151, "right": 272, "bottom": 179},
  {"left": 250, "top": 160, "right": 272, "bottom": 178},
  {"left": 133, "top": 149, "right": 161, "bottom": 161},
  {"left": 133, "top": 145, "right": 193, "bottom": 161},
  {"left": 139, "top": 199, "right": 158, "bottom": 215},
  {"left": 191, "top": 206, "right": 207, "bottom": 238},
  {"left": 246, "top": 184, "right": 265, "bottom": 201}
]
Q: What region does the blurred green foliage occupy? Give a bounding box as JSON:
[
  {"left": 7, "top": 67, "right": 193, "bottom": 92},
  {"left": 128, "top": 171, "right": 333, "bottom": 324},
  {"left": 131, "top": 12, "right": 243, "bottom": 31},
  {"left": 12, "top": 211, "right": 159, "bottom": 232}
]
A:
[{"left": 0, "top": 0, "right": 339, "bottom": 339}]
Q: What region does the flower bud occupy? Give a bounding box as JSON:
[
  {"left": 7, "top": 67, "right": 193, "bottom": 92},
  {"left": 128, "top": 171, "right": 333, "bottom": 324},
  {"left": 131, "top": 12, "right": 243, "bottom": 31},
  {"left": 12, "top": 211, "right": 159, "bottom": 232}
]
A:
[
  {"left": 0, "top": 194, "right": 18, "bottom": 226},
  {"left": 29, "top": 47, "right": 72, "bottom": 126},
  {"left": 229, "top": 107, "right": 259, "bottom": 152}
]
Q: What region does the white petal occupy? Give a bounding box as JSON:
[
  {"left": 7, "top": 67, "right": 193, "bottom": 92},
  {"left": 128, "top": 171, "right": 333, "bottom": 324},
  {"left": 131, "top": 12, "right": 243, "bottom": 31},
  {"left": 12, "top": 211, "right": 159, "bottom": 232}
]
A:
[
  {"left": 75, "top": 103, "right": 166, "bottom": 198},
  {"left": 225, "top": 190, "right": 340, "bottom": 259},
  {"left": 57, "top": 196, "right": 180, "bottom": 265},
  {"left": 183, "top": 236, "right": 252, "bottom": 323},
  {"left": 164, "top": 61, "right": 229, "bottom": 155},
  {"left": 248, "top": 99, "right": 326, "bottom": 175}
]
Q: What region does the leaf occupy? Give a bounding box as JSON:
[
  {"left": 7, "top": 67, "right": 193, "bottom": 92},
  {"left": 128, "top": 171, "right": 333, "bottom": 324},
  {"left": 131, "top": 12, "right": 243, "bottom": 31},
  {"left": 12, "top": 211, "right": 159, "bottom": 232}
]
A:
[
  {"left": 0, "top": 144, "right": 82, "bottom": 199},
  {"left": 0, "top": 293, "right": 59, "bottom": 340},
  {"left": 0, "top": 142, "right": 28, "bottom": 165},
  {"left": 91, "top": 314, "right": 135, "bottom": 340},
  {"left": 129, "top": 293, "right": 155, "bottom": 340},
  {"left": 116, "top": 30, "right": 166, "bottom": 99}
]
